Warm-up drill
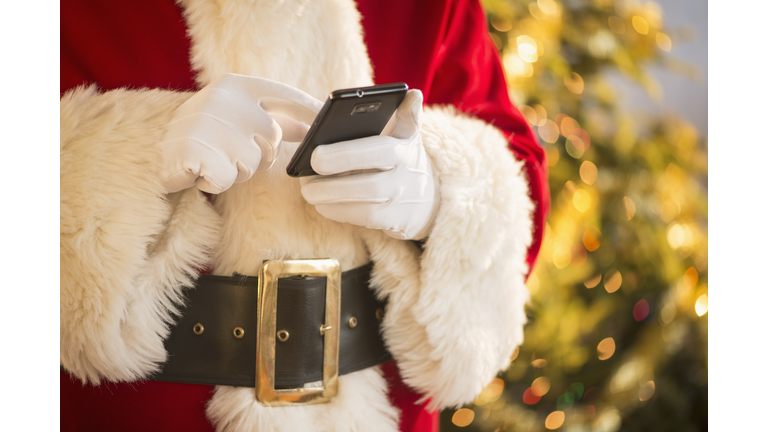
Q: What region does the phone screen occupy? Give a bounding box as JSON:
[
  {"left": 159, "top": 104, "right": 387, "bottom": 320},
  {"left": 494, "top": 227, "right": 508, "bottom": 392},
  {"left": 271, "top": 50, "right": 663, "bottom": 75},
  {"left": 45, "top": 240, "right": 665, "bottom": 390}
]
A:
[{"left": 286, "top": 83, "right": 408, "bottom": 177}]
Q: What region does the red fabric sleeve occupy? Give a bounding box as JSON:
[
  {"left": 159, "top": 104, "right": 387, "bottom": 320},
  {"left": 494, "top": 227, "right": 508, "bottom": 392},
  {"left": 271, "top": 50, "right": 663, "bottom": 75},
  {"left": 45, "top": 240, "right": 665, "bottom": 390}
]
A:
[{"left": 359, "top": 0, "right": 550, "bottom": 275}]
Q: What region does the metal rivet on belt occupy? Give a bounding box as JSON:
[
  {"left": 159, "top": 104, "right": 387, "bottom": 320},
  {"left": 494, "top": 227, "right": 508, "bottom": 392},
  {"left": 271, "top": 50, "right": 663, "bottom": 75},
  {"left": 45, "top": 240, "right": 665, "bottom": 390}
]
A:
[
  {"left": 277, "top": 329, "right": 290, "bottom": 342},
  {"left": 375, "top": 308, "right": 384, "bottom": 320},
  {"left": 193, "top": 323, "right": 204, "bottom": 335},
  {"left": 233, "top": 327, "right": 245, "bottom": 339},
  {"left": 348, "top": 316, "right": 358, "bottom": 328},
  {"left": 320, "top": 324, "right": 333, "bottom": 335}
]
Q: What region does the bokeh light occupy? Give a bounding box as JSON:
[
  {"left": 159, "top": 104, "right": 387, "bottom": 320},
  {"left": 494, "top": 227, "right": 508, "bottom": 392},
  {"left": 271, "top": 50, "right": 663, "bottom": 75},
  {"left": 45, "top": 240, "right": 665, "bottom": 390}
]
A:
[
  {"left": 532, "top": 377, "right": 551, "bottom": 396},
  {"left": 667, "top": 224, "right": 694, "bottom": 249},
  {"left": 558, "top": 115, "right": 579, "bottom": 138},
  {"left": 656, "top": 32, "right": 672, "bottom": 52},
  {"left": 583, "top": 226, "right": 602, "bottom": 251},
  {"left": 523, "top": 387, "right": 542, "bottom": 404},
  {"left": 545, "top": 411, "right": 565, "bottom": 429},
  {"left": 639, "top": 381, "right": 656, "bottom": 401},
  {"left": 632, "top": 16, "right": 650, "bottom": 35},
  {"left": 695, "top": 294, "right": 708, "bottom": 316},
  {"left": 573, "top": 188, "right": 592, "bottom": 212},
  {"left": 520, "top": 105, "right": 538, "bottom": 124},
  {"left": 517, "top": 35, "right": 539, "bottom": 63},
  {"left": 684, "top": 267, "right": 699, "bottom": 288},
  {"left": 580, "top": 161, "right": 598, "bottom": 185},
  {"left": 633, "top": 299, "right": 650, "bottom": 321},
  {"left": 452, "top": 408, "right": 475, "bottom": 427},
  {"left": 604, "top": 270, "right": 622, "bottom": 293},
  {"left": 537, "top": 0, "right": 558, "bottom": 15},
  {"left": 622, "top": 196, "right": 636, "bottom": 220},
  {"left": 584, "top": 273, "right": 602, "bottom": 288},
  {"left": 564, "top": 72, "right": 584, "bottom": 94},
  {"left": 547, "top": 146, "right": 560, "bottom": 166},
  {"left": 597, "top": 338, "right": 616, "bottom": 360},
  {"left": 539, "top": 119, "right": 560, "bottom": 143},
  {"left": 570, "top": 243, "right": 587, "bottom": 268},
  {"left": 475, "top": 378, "right": 505, "bottom": 406}
]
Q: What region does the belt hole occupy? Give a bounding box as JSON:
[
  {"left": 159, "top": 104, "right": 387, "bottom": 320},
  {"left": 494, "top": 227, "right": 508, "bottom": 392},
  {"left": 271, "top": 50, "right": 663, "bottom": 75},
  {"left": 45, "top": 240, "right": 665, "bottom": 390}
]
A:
[
  {"left": 375, "top": 308, "right": 384, "bottom": 320},
  {"left": 233, "top": 327, "right": 245, "bottom": 339},
  {"left": 277, "top": 329, "right": 290, "bottom": 342},
  {"left": 193, "top": 323, "right": 204, "bottom": 335},
  {"left": 348, "top": 316, "right": 358, "bottom": 328}
]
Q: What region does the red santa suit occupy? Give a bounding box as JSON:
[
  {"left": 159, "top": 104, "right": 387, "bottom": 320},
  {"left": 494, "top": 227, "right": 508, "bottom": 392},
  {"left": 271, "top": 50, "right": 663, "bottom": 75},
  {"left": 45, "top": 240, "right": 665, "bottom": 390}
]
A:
[{"left": 60, "top": 0, "right": 550, "bottom": 431}]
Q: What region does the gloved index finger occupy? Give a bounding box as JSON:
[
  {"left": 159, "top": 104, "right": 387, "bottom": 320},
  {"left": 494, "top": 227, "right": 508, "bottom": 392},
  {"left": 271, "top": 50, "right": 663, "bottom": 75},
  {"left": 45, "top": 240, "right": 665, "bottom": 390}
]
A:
[
  {"left": 214, "top": 73, "right": 323, "bottom": 126},
  {"left": 311, "top": 135, "right": 400, "bottom": 175}
]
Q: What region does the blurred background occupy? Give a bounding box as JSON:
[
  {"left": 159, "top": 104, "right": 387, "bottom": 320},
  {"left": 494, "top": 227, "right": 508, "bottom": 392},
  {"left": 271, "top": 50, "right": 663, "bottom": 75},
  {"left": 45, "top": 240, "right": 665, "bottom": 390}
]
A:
[{"left": 441, "top": 0, "right": 708, "bottom": 430}]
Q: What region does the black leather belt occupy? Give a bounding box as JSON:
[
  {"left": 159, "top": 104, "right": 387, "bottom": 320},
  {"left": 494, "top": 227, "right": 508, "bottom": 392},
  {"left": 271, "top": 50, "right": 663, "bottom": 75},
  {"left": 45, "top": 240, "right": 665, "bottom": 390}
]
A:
[{"left": 150, "top": 261, "right": 391, "bottom": 393}]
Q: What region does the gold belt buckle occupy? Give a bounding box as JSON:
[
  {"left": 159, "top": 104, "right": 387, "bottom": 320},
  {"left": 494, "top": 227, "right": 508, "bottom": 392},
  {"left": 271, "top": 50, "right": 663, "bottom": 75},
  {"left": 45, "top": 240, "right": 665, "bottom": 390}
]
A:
[{"left": 255, "top": 258, "right": 342, "bottom": 406}]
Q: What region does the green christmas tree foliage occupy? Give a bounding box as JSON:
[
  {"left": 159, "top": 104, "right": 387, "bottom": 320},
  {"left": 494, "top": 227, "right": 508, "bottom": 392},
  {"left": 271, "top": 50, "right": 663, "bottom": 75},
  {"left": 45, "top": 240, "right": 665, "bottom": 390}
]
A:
[{"left": 441, "top": 0, "right": 707, "bottom": 431}]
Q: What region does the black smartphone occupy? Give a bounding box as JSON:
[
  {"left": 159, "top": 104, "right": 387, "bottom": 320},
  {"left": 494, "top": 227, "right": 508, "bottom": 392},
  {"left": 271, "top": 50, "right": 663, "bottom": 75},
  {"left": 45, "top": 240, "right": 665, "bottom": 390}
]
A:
[{"left": 286, "top": 82, "right": 408, "bottom": 177}]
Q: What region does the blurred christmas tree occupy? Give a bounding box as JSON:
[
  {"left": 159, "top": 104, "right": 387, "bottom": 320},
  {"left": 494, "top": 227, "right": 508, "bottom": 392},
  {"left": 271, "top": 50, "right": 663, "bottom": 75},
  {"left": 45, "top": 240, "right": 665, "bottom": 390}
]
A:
[{"left": 441, "top": 0, "right": 707, "bottom": 431}]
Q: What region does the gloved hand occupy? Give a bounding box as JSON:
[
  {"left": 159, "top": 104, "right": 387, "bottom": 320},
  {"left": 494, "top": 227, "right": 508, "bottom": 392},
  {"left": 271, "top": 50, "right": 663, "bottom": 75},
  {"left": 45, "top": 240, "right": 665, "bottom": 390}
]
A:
[
  {"left": 300, "top": 90, "right": 440, "bottom": 240},
  {"left": 159, "top": 73, "right": 322, "bottom": 194}
]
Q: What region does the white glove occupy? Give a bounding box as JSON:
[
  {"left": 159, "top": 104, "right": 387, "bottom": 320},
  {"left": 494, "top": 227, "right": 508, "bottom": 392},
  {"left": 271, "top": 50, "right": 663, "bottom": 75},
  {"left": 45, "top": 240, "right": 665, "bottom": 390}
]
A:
[
  {"left": 300, "top": 90, "right": 440, "bottom": 240},
  {"left": 159, "top": 73, "right": 322, "bottom": 194}
]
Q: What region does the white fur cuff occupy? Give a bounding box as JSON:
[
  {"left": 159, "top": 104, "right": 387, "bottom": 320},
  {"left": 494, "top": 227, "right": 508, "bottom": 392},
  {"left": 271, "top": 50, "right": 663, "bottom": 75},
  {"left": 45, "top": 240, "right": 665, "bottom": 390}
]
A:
[{"left": 372, "top": 105, "right": 535, "bottom": 409}]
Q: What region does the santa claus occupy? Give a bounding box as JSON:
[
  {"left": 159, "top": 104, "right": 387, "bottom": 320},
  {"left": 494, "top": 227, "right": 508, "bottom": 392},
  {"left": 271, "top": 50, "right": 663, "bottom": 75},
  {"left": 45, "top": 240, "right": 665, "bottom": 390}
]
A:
[{"left": 60, "top": 0, "right": 549, "bottom": 431}]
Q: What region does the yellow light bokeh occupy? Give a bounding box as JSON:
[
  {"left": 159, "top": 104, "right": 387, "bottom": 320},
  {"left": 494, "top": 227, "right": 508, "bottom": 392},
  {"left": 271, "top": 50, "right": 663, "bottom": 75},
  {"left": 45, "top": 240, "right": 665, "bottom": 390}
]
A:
[
  {"left": 565, "top": 136, "right": 585, "bottom": 159},
  {"left": 597, "top": 337, "right": 616, "bottom": 360},
  {"left": 503, "top": 52, "right": 534, "bottom": 78},
  {"left": 532, "top": 359, "right": 549, "bottom": 368},
  {"left": 511, "top": 346, "right": 520, "bottom": 361},
  {"left": 604, "top": 269, "right": 622, "bottom": 293},
  {"left": 534, "top": 104, "right": 548, "bottom": 126},
  {"left": 573, "top": 188, "right": 592, "bottom": 212},
  {"left": 661, "top": 302, "right": 676, "bottom": 324},
  {"left": 564, "top": 72, "right": 585, "bottom": 94},
  {"left": 580, "top": 161, "right": 598, "bottom": 185},
  {"left": 475, "top": 378, "right": 506, "bottom": 406},
  {"left": 584, "top": 273, "right": 602, "bottom": 288},
  {"left": 532, "top": 377, "right": 551, "bottom": 396},
  {"left": 683, "top": 267, "right": 698, "bottom": 289},
  {"left": 560, "top": 116, "right": 579, "bottom": 138},
  {"left": 547, "top": 146, "right": 560, "bottom": 166},
  {"left": 538, "top": 0, "right": 559, "bottom": 15},
  {"left": 583, "top": 226, "right": 602, "bottom": 251},
  {"left": 545, "top": 411, "right": 565, "bottom": 429},
  {"left": 667, "top": 223, "right": 694, "bottom": 250},
  {"left": 517, "top": 35, "right": 539, "bottom": 63},
  {"left": 490, "top": 16, "right": 513, "bottom": 32},
  {"left": 539, "top": 119, "right": 560, "bottom": 143},
  {"left": 639, "top": 380, "right": 656, "bottom": 401},
  {"left": 553, "top": 244, "right": 573, "bottom": 268},
  {"left": 452, "top": 408, "right": 475, "bottom": 427},
  {"left": 695, "top": 294, "right": 708, "bottom": 316},
  {"left": 656, "top": 32, "right": 672, "bottom": 51},
  {"left": 570, "top": 243, "right": 587, "bottom": 268},
  {"left": 520, "top": 105, "right": 538, "bottom": 125},
  {"left": 632, "top": 16, "right": 650, "bottom": 35},
  {"left": 622, "top": 196, "right": 636, "bottom": 220}
]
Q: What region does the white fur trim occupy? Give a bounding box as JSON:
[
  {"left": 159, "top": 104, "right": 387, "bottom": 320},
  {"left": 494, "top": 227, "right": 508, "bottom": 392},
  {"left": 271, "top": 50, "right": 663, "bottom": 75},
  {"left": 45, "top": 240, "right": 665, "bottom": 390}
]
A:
[
  {"left": 205, "top": 367, "right": 399, "bottom": 432},
  {"left": 60, "top": 86, "right": 222, "bottom": 384},
  {"left": 179, "top": 0, "right": 374, "bottom": 98},
  {"left": 368, "top": 106, "right": 535, "bottom": 409}
]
